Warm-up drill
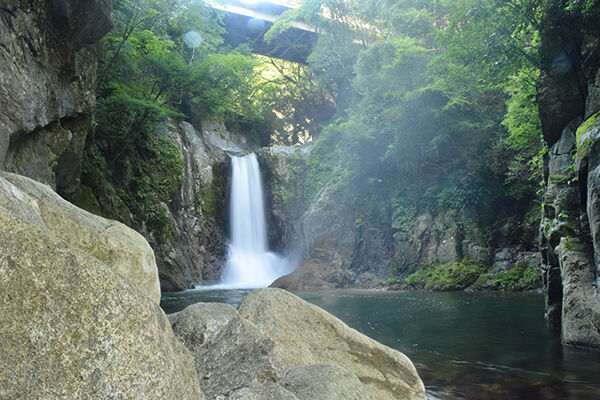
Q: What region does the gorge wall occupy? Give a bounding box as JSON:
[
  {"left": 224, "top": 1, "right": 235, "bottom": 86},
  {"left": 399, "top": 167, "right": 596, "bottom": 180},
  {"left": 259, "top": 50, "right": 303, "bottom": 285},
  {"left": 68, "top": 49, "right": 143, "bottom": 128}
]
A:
[
  {"left": 0, "top": 0, "right": 111, "bottom": 195},
  {"left": 538, "top": 6, "right": 600, "bottom": 348},
  {"left": 0, "top": 3, "right": 205, "bottom": 397},
  {"left": 259, "top": 144, "right": 540, "bottom": 292},
  {"left": 71, "top": 118, "right": 245, "bottom": 292}
]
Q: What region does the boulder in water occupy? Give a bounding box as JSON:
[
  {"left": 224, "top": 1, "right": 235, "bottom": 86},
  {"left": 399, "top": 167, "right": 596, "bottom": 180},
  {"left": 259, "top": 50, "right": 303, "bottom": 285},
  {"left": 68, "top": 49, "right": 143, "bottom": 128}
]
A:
[
  {"left": 169, "top": 302, "right": 279, "bottom": 398},
  {"left": 228, "top": 382, "right": 298, "bottom": 400},
  {"left": 238, "top": 288, "right": 427, "bottom": 400},
  {"left": 281, "top": 364, "right": 377, "bottom": 400}
]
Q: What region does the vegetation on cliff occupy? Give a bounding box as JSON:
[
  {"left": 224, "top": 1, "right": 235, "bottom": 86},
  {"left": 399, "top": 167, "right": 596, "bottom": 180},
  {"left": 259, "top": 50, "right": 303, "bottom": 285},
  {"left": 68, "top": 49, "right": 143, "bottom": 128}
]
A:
[
  {"left": 75, "top": 0, "right": 331, "bottom": 269},
  {"left": 264, "top": 0, "right": 598, "bottom": 288},
  {"left": 73, "top": 0, "right": 599, "bottom": 290}
]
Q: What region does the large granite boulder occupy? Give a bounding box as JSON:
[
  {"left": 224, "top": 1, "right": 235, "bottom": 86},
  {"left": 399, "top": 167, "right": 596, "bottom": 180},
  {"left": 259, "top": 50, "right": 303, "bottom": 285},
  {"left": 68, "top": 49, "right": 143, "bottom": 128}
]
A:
[
  {"left": 0, "top": 171, "right": 161, "bottom": 303},
  {"left": 169, "top": 303, "right": 279, "bottom": 398},
  {"left": 281, "top": 364, "right": 376, "bottom": 400},
  {"left": 0, "top": 207, "right": 203, "bottom": 399},
  {"left": 238, "top": 288, "right": 427, "bottom": 400},
  {"left": 228, "top": 382, "right": 298, "bottom": 400}
]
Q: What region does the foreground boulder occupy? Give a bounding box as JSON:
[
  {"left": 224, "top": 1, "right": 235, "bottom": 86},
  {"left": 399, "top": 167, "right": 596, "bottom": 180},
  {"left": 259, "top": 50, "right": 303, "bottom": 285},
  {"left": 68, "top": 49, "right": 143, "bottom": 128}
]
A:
[
  {"left": 169, "top": 303, "right": 278, "bottom": 398},
  {"left": 228, "top": 382, "right": 298, "bottom": 400},
  {"left": 169, "top": 289, "right": 426, "bottom": 400},
  {"left": 281, "top": 364, "right": 376, "bottom": 400},
  {"left": 0, "top": 171, "right": 160, "bottom": 302},
  {"left": 239, "top": 288, "right": 426, "bottom": 400},
  {"left": 0, "top": 208, "right": 203, "bottom": 399}
]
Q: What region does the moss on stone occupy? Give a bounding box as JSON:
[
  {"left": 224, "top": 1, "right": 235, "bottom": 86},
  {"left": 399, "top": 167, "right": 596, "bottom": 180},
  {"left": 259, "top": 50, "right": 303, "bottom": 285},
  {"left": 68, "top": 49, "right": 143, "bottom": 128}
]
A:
[
  {"left": 405, "top": 258, "right": 488, "bottom": 291},
  {"left": 576, "top": 111, "right": 600, "bottom": 160},
  {"left": 70, "top": 185, "right": 102, "bottom": 216},
  {"left": 488, "top": 264, "right": 542, "bottom": 291}
]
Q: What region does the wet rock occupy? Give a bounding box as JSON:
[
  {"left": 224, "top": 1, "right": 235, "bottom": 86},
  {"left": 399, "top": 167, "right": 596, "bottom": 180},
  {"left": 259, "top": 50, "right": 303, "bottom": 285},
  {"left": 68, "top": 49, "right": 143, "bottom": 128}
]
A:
[
  {"left": 238, "top": 288, "right": 427, "bottom": 400},
  {"left": 159, "top": 121, "right": 229, "bottom": 291}
]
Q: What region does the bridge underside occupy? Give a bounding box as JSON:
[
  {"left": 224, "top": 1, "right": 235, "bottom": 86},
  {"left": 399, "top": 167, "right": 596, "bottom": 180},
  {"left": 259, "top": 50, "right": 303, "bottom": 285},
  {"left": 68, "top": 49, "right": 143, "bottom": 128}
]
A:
[
  {"left": 223, "top": 13, "right": 315, "bottom": 63},
  {"left": 215, "top": 1, "right": 316, "bottom": 64}
]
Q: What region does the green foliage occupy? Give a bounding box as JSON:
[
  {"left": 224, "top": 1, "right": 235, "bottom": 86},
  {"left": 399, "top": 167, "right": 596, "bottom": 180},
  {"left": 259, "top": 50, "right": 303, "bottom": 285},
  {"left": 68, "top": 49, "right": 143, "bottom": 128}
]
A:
[
  {"left": 503, "top": 67, "right": 546, "bottom": 198},
  {"left": 257, "top": 0, "right": 559, "bottom": 262},
  {"left": 89, "top": 0, "right": 333, "bottom": 256},
  {"left": 406, "top": 259, "right": 489, "bottom": 291},
  {"left": 255, "top": 58, "right": 334, "bottom": 145},
  {"left": 488, "top": 264, "right": 542, "bottom": 291},
  {"left": 186, "top": 53, "right": 263, "bottom": 125}
]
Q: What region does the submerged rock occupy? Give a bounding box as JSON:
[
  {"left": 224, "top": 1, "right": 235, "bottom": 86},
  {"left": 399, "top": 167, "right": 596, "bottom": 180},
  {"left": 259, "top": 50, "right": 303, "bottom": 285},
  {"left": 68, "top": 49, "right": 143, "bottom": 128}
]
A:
[
  {"left": 238, "top": 288, "right": 427, "bottom": 400},
  {"left": 0, "top": 207, "right": 203, "bottom": 399},
  {"left": 0, "top": 171, "right": 160, "bottom": 303}
]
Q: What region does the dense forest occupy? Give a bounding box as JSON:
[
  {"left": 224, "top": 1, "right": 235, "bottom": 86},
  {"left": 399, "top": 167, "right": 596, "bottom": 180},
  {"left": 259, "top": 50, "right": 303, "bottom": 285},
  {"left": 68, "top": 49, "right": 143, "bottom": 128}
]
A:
[{"left": 71, "top": 0, "right": 594, "bottom": 292}]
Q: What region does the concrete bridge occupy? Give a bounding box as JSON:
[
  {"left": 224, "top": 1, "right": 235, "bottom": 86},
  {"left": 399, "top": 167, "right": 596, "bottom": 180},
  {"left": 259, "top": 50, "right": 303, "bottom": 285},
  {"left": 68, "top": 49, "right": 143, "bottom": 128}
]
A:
[{"left": 209, "top": 0, "right": 316, "bottom": 63}]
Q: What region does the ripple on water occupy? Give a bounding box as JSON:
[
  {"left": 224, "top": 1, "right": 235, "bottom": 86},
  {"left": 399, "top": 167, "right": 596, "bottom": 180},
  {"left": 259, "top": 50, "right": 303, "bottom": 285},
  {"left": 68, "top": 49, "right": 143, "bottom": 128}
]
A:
[{"left": 161, "top": 289, "right": 600, "bottom": 400}]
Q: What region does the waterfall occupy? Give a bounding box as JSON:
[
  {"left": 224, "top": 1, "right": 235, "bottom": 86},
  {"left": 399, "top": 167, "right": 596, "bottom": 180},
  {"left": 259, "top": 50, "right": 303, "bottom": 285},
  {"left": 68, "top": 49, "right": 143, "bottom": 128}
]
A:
[{"left": 220, "top": 153, "right": 289, "bottom": 288}]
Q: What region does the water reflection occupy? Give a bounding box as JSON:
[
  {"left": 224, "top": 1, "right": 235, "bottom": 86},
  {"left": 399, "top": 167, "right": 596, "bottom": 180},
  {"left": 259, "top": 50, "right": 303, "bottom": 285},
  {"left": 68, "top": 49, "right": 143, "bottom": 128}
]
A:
[{"left": 160, "top": 290, "right": 600, "bottom": 400}]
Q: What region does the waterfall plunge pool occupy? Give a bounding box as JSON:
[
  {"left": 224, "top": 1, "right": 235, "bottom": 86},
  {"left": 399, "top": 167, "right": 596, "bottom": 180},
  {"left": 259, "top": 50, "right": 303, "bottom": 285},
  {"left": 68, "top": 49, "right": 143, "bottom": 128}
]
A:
[
  {"left": 207, "top": 153, "right": 292, "bottom": 290},
  {"left": 160, "top": 289, "right": 600, "bottom": 400}
]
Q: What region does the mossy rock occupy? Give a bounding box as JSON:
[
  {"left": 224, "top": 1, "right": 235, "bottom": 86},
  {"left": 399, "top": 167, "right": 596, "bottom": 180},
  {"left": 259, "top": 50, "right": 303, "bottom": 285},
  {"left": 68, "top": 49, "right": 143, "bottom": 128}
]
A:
[
  {"left": 69, "top": 184, "right": 102, "bottom": 216},
  {"left": 486, "top": 264, "right": 542, "bottom": 291},
  {"left": 576, "top": 111, "right": 600, "bottom": 161},
  {"left": 405, "top": 259, "right": 488, "bottom": 291}
]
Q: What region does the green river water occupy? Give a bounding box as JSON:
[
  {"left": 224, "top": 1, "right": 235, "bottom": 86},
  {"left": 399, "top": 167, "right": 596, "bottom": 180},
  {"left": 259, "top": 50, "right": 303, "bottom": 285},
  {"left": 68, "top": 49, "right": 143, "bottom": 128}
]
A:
[{"left": 161, "top": 289, "right": 600, "bottom": 400}]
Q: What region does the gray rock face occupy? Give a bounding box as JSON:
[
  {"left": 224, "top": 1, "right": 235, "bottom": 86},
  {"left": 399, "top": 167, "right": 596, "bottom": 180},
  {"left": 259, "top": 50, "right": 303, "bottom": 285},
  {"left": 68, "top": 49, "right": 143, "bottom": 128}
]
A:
[
  {"left": 281, "top": 364, "right": 376, "bottom": 400},
  {"left": 262, "top": 146, "right": 392, "bottom": 289},
  {"left": 229, "top": 382, "right": 298, "bottom": 400},
  {"left": 538, "top": 11, "right": 600, "bottom": 348},
  {"left": 0, "top": 1, "right": 112, "bottom": 194},
  {"left": 0, "top": 171, "right": 161, "bottom": 303},
  {"left": 556, "top": 238, "right": 600, "bottom": 347},
  {"left": 169, "top": 303, "right": 278, "bottom": 398},
  {"left": 238, "top": 288, "right": 427, "bottom": 400},
  {"left": 159, "top": 121, "right": 229, "bottom": 291},
  {"left": 0, "top": 191, "right": 203, "bottom": 399}
]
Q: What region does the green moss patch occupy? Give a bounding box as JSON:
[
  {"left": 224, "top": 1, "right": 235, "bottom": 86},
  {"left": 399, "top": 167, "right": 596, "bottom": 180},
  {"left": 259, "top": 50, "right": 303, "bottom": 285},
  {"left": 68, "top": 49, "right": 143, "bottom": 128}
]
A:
[
  {"left": 487, "top": 264, "right": 541, "bottom": 291},
  {"left": 405, "top": 259, "right": 489, "bottom": 291},
  {"left": 576, "top": 111, "right": 600, "bottom": 160}
]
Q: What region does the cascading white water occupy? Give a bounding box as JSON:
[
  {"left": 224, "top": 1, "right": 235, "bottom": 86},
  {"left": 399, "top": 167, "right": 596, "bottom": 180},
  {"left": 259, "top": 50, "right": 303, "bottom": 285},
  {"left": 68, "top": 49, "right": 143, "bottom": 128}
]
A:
[{"left": 220, "top": 153, "right": 289, "bottom": 288}]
